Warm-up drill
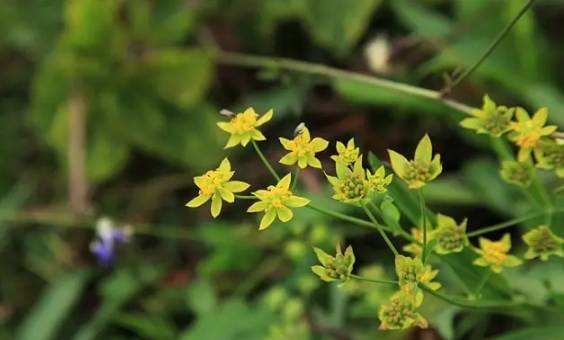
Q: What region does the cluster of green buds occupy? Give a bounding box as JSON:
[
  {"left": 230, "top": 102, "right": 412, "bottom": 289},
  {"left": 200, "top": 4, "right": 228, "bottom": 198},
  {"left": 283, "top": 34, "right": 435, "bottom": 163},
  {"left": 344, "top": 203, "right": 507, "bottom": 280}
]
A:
[
  {"left": 394, "top": 255, "right": 441, "bottom": 306},
  {"left": 388, "top": 134, "right": 442, "bottom": 189},
  {"left": 432, "top": 214, "right": 469, "bottom": 254},
  {"left": 499, "top": 160, "right": 534, "bottom": 188},
  {"left": 378, "top": 291, "right": 428, "bottom": 330},
  {"left": 522, "top": 225, "right": 564, "bottom": 261},
  {"left": 461, "top": 96, "right": 562, "bottom": 177},
  {"left": 311, "top": 244, "right": 355, "bottom": 284},
  {"left": 326, "top": 139, "right": 393, "bottom": 205}
]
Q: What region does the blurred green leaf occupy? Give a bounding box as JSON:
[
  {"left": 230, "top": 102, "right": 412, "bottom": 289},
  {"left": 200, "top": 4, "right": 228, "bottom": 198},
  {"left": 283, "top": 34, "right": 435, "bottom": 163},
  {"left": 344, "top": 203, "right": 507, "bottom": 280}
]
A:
[
  {"left": 379, "top": 199, "right": 402, "bottom": 235},
  {"left": 186, "top": 279, "right": 216, "bottom": 316},
  {"left": 489, "top": 326, "right": 564, "bottom": 340},
  {"left": 302, "top": 0, "right": 383, "bottom": 55},
  {"left": 392, "top": 0, "right": 453, "bottom": 38},
  {"left": 115, "top": 313, "right": 177, "bottom": 340},
  {"left": 16, "top": 271, "right": 89, "bottom": 340}
]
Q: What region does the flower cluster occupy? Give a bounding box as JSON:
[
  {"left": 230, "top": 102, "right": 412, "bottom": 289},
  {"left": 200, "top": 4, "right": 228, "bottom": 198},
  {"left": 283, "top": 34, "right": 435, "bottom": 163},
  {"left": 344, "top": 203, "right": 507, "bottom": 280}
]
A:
[
  {"left": 395, "top": 255, "right": 441, "bottom": 305},
  {"left": 326, "top": 139, "right": 393, "bottom": 205},
  {"left": 378, "top": 291, "right": 428, "bottom": 330},
  {"left": 388, "top": 134, "right": 442, "bottom": 189},
  {"left": 461, "top": 96, "right": 562, "bottom": 177},
  {"left": 432, "top": 214, "right": 469, "bottom": 254},
  {"left": 311, "top": 244, "right": 355, "bottom": 283}
]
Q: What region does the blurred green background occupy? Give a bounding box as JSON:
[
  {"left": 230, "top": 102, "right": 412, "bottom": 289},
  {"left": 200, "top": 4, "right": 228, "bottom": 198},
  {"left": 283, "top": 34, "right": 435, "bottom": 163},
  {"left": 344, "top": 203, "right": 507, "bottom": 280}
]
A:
[{"left": 1, "top": 0, "right": 563, "bottom": 339}]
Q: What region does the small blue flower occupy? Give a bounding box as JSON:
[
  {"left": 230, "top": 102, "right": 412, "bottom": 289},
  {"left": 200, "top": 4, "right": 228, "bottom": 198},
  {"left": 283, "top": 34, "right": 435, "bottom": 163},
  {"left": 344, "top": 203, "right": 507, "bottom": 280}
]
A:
[{"left": 90, "top": 218, "right": 132, "bottom": 267}]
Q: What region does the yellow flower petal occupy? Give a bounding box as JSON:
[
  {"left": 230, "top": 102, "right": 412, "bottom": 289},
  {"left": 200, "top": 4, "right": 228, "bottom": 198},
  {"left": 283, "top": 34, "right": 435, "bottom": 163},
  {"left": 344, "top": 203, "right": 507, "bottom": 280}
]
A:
[
  {"left": 211, "top": 194, "right": 222, "bottom": 218},
  {"left": 224, "top": 181, "right": 250, "bottom": 193},
  {"left": 259, "top": 209, "right": 276, "bottom": 230},
  {"left": 256, "top": 109, "right": 273, "bottom": 126},
  {"left": 388, "top": 150, "right": 409, "bottom": 179},
  {"left": 247, "top": 201, "right": 266, "bottom": 212},
  {"left": 307, "top": 156, "right": 322, "bottom": 169},
  {"left": 285, "top": 196, "right": 310, "bottom": 207},
  {"left": 279, "top": 153, "right": 298, "bottom": 166},
  {"left": 414, "top": 134, "right": 432, "bottom": 163},
  {"left": 278, "top": 174, "right": 292, "bottom": 189},
  {"left": 217, "top": 121, "right": 233, "bottom": 133},
  {"left": 310, "top": 137, "right": 329, "bottom": 152},
  {"left": 279, "top": 137, "right": 293, "bottom": 150},
  {"left": 277, "top": 206, "right": 293, "bottom": 222},
  {"left": 225, "top": 134, "right": 241, "bottom": 148},
  {"left": 186, "top": 194, "right": 211, "bottom": 207},
  {"left": 218, "top": 188, "right": 234, "bottom": 203}
]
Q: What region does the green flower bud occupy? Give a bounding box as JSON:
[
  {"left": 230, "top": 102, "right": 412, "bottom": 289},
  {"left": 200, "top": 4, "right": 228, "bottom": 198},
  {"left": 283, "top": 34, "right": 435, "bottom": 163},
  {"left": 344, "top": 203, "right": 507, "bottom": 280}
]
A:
[
  {"left": 523, "top": 225, "right": 564, "bottom": 261},
  {"left": 500, "top": 160, "right": 534, "bottom": 188},
  {"left": 432, "top": 214, "right": 468, "bottom": 254},
  {"left": 378, "top": 291, "right": 428, "bottom": 330},
  {"left": 311, "top": 244, "right": 355, "bottom": 283},
  {"left": 460, "top": 95, "right": 514, "bottom": 137},
  {"left": 534, "top": 138, "right": 564, "bottom": 178}
]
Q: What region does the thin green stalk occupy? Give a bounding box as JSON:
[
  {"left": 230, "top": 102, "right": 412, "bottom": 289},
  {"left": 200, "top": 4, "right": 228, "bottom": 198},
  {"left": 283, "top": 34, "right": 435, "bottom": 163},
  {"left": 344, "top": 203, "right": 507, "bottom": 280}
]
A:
[
  {"left": 442, "top": 0, "right": 536, "bottom": 94},
  {"left": 420, "top": 285, "right": 520, "bottom": 310},
  {"left": 532, "top": 175, "right": 553, "bottom": 226},
  {"left": 350, "top": 274, "right": 398, "bottom": 285},
  {"left": 490, "top": 137, "right": 514, "bottom": 161},
  {"left": 251, "top": 140, "right": 280, "bottom": 181},
  {"left": 418, "top": 189, "right": 428, "bottom": 263},
  {"left": 235, "top": 194, "right": 256, "bottom": 200},
  {"left": 467, "top": 209, "right": 564, "bottom": 237},
  {"left": 474, "top": 270, "right": 492, "bottom": 298},
  {"left": 291, "top": 167, "right": 300, "bottom": 191},
  {"left": 369, "top": 201, "right": 412, "bottom": 239},
  {"left": 306, "top": 203, "right": 383, "bottom": 231},
  {"left": 361, "top": 203, "right": 399, "bottom": 256}
]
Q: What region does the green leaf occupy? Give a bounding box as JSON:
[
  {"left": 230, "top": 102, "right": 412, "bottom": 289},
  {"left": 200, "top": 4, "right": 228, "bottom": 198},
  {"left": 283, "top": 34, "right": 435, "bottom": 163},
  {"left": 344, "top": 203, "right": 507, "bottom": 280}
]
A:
[
  {"left": 180, "top": 300, "right": 273, "bottom": 340},
  {"left": 489, "top": 327, "right": 564, "bottom": 340},
  {"left": 16, "top": 271, "right": 90, "bottom": 340},
  {"left": 186, "top": 279, "right": 216, "bottom": 316},
  {"left": 114, "top": 313, "right": 177, "bottom": 340},
  {"left": 302, "top": 0, "right": 383, "bottom": 56},
  {"left": 144, "top": 48, "right": 213, "bottom": 108},
  {"left": 379, "top": 199, "right": 402, "bottom": 235},
  {"left": 65, "top": 0, "right": 119, "bottom": 53},
  {"left": 392, "top": 0, "right": 453, "bottom": 38}
]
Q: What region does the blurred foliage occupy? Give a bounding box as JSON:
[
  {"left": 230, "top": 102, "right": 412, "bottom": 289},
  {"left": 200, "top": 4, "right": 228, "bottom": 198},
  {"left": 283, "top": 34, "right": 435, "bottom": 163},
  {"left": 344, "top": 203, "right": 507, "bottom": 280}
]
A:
[{"left": 0, "top": 0, "right": 563, "bottom": 339}]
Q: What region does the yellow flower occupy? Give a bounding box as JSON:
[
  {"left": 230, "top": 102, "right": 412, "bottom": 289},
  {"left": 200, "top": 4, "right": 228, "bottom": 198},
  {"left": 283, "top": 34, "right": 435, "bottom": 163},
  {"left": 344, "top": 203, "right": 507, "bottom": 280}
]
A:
[
  {"left": 508, "top": 107, "right": 557, "bottom": 161},
  {"left": 186, "top": 158, "right": 250, "bottom": 218},
  {"left": 247, "top": 174, "right": 310, "bottom": 230},
  {"left": 365, "top": 166, "right": 393, "bottom": 193},
  {"left": 473, "top": 234, "right": 522, "bottom": 273},
  {"left": 388, "top": 134, "right": 442, "bottom": 189},
  {"left": 395, "top": 255, "right": 441, "bottom": 306},
  {"left": 331, "top": 138, "right": 360, "bottom": 164},
  {"left": 460, "top": 95, "right": 514, "bottom": 137},
  {"left": 217, "top": 107, "right": 273, "bottom": 148},
  {"left": 279, "top": 127, "right": 329, "bottom": 169}
]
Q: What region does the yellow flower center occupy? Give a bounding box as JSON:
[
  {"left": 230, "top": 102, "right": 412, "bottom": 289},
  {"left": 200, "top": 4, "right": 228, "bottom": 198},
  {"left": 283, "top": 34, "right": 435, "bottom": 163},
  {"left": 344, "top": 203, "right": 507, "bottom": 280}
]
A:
[
  {"left": 198, "top": 170, "right": 227, "bottom": 196},
  {"left": 264, "top": 186, "right": 292, "bottom": 208},
  {"left": 483, "top": 243, "right": 508, "bottom": 266},
  {"left": 230, "top": 113, "right": 258, "bottom": 134},
  {"left": 288, "top": 134, "right": 312, "bottom": 156},
  {"left": 516, "top": 132, "right": 540, "bottom": 149}
]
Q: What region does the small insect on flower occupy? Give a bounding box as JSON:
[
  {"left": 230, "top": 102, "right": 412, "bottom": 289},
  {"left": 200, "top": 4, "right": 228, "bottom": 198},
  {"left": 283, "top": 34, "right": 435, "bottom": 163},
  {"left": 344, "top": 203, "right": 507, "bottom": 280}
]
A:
[
  {"left": 508, "top": 107, "right": 557, "bottom": 161},
  {"left": 460, "top": 95, "right": 514, "bottom": 137},
  {"left": 311, "top": 243, "right": 355, "bottom": 284},
  {"left": 534, "top": 138, "right": 564, "bottom": 178},
  {"left": 247, "top": 174, "right": 310, "bottom": 230},
  {"left": 326, "top": 156, "right": 368, "bottom": 205},
  {"left": 388, "top": 134, "right": 442, "bottom": 189},
  {"left": 378, "top": 291, "right": 428, "bottom": 331},
  {"left": 90, "top": 217, "right": 132, "bottom": 267},
  {"left": 186, "top": 158, "right": 250, "bottom": 218},
  {"left": 331, "top": 138, "right": 360, "bottom": 165},
  {"left": 279, "top": 126, "right": 329, "bottom": 169},
  {"left": 499, "top": 160, "right": 534, "bottom": 188},
  {"left": 217, "top": 107, "right": 273, "bottom": 148},
  {"left": 395, "top": 255, "right": 441, "bottom": 306},
  {"left": 522, "top": 225, "right": 564, "bottom": 261},
  {"left": 473, "top": 234, "right": 522, "bottom": 273},
  {"left": 432, "top": 214, "right": 469, "bottom": 255}
]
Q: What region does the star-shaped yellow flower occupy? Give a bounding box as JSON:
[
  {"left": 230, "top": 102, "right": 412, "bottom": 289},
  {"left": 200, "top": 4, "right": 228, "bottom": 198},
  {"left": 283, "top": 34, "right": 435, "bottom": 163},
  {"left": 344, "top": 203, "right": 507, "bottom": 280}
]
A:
[
  {"left": 217, "top": 107, "right": 273, "bottom": 148},
  {"left": 186, "top": 158, "right": 250, "bottom": 217},
  {"left": 279, "top": 127, "right": 329, "bottom": 169},
  {"left": 473, "top": 234, "right": 522, "bottom": 273},
  {"left": 331, "top": 138, "right": 360, "bottom": 164},
  {"left": 509, "top": 107, "right": 557, "bottom": 161},
  {"left": 247, "top": 174, "right": 310, "bottom": 230}
]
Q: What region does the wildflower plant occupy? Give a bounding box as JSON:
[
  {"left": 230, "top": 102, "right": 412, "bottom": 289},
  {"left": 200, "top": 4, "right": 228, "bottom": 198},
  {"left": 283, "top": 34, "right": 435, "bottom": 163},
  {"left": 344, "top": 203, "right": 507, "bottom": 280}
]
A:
[{"left": 186, "top": 99, "right": 563, "bottom": 333}]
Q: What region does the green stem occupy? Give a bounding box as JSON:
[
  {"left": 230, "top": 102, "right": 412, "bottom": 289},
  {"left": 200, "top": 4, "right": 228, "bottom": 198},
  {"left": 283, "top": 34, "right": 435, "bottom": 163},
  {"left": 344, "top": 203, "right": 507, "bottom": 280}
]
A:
[
  {"left": 490, "top": 137, "right": 514, "bottom": 161},
  {"left": 0, "top": 211, "right": 201, "bottom": 241},
  {"left": 420, "top": 285, "right": 520, "bottom": 310},
  {"left": 474, "top": 270, "right": 492, "bottom": 298},
  {"left": 350, "top": 274, "right": 398, "bottom": 285},
  {"left": 532, "top": 175, "right": 553, "bottom": 226},
  {"left": 418, "top": 189, "right": 428, "bottom": 263},
  {"left": 213, "top": 50, "right": 474, "bottom": 116},
  {"left": 361, "top": 203, "right": 399, "bottom": 256},
  {"left": 369, "top": 201, "right": 411, "bottom": 239},
  {"left": 291, "top": 167, "right": 300, "bottom": 191},
  {"left": 467, "top": 209, "right": 564, "bottom": 237},
  {"left": 235, "top": 194, "right": 256, "bottom": 200},
  {"left": 442, "top": 0, "right": 536, "bottom": 94},
  {"left": 251, "top": 140, "right": 280, "bottom": 181}
]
